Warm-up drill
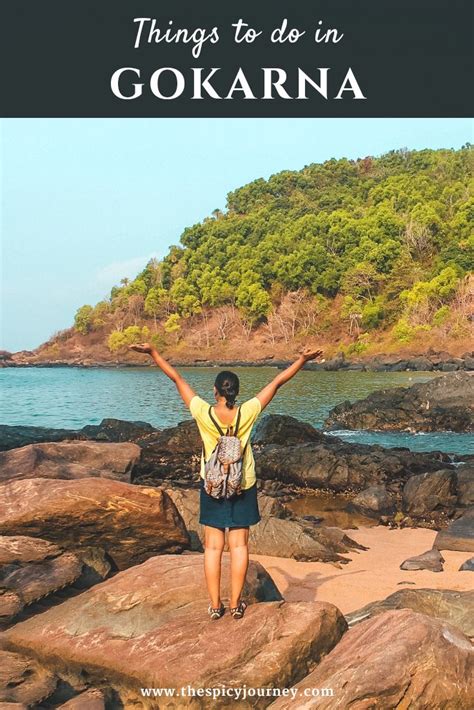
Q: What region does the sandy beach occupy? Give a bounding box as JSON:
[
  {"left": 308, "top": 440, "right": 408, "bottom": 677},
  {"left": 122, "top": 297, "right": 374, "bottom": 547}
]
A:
[{"left": 252, "top": 527, "right": 472, "bottom": 614}]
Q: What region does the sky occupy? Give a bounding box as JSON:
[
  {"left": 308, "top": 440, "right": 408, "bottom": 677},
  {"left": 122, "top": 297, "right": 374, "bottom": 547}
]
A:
[{"left": 1, "top": 118, "right": 472, "bottom": 352}]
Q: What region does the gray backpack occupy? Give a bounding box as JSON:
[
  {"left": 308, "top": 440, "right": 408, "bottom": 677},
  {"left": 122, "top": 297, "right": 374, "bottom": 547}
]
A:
[{"left": 204, "top": 407, "right": 246, "bottom": 499}]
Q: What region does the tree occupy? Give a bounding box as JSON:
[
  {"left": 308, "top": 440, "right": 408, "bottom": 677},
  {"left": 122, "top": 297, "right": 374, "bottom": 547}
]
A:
[
  {"left": 144, "top": 286, "right": 168, "bottom": 325},
  {"left": 108, "top": 325, "right": 150, "bottom": 353},
  {"left": 169, "top": 278, "right": 201, "bottom": 317},
  {"left": 236, "top": 283, "right": 272, "bottom": 326},
  {"left": 164, "top": 313, "right": 181, "bottom": 341},
  {"left": 343, "top": 262, "right": 382, "bottom": 301},
  {"left": 74, "top": 305, "right": 94, "bottom": 334}
]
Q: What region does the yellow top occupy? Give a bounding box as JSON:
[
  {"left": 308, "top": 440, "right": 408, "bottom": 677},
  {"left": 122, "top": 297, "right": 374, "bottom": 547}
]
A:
[{"left": 189, "top": 395, "right": 262, "bottom": 490}]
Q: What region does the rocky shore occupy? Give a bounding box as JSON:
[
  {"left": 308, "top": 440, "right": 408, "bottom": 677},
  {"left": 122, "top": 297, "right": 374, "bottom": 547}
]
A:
[
  {"left": 2, "top": 349, "right": 474, "bottom": 372},
  {"left": 325, "top": 371, "right": 474, "bottom": 433},
  {"left": 0, "top": 383, "right": 473, "bottom": 706}
]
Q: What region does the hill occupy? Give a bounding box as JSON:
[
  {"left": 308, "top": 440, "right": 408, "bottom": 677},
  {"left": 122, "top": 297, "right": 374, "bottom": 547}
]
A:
[{"left": 18, "top": 146, "right": 474, "bottom": 364}]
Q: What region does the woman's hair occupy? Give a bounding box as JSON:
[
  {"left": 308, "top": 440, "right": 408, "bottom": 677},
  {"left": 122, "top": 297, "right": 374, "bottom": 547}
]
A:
[{"left": 214, "top": 370, "right": 240, "bottom": 409}]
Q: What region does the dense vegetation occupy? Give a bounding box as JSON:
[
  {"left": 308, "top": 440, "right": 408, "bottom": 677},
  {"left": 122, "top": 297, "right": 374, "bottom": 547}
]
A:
[{"left": 71, "top": 146, "right": 473, "bottom": 358}]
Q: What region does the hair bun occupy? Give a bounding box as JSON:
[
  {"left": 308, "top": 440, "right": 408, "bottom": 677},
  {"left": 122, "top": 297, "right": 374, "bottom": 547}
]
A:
[{"left": 214, "top": 371, "right": 240, "bottom": 409}]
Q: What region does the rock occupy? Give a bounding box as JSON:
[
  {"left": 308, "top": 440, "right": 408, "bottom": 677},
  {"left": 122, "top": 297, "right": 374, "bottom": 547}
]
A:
[
  {"left": 456, "top": 466, "right": 474, "bottom": 507},
  {"left": 248, "top": 517, "right": 353, "bottom": 563},
  {"left": 256, "top": 435, "right": 450, "bottom": 492},
  {"left": 252, "top": 415, "right": 325, "bottom": 446},
  {"left": 460, "top": 557, "right": 474, "bottom": 571},
  {"left": 325, "top": 372, "right": 474, "bottom": 432},
  {"left": 72, "top": 546, "right": 113, "bottom": 588},
  {"left": 439, "top": 361, "right": 462, "bottom": 371},
  {"left": 164, "top": 487, "right": 203, "bottom": 551},
  {"left": 0, "top": 441, "right": 141, "bottom": 484},
  {"left": 269, "top": 609, "right": 474, "bottom": 709},
  {"left": 400, "top": 547, "right": 444, "bottom": 572},
  {"left": 350, "top": 484, "right": 396, "bottom": 517},
  {"left": 255, "top": 492, "right": 290, "bottom": 518},
  {"left": 402, "top": 469, "right": 456, "bottom": 516},
  {"left": 79, "top": 418, "right": 157, "bottom": 444},
  {"left": 166, "top": 487, "right": 362, "bottom": 563},
  {"left": 0, "top": 536, "right": 82, "bottom": 622},
  {"left": 0, "top": 479, "right": 190, "bottom": 569},
  {"left": 406, "top": 357, "right": 434, "bottom": 371},
  {"left": 0, "top": 419, "right": 159, "bottom": 454},
  {"left": 0, "top": 425, "right": 79, "bottom": 452},
  {"left": 57, "top": 689, "right": 105, "bottom": 709},
  {"left": 2, "top": 557, "right": 346, "bottom": 707},
  {"left": 346, "top": 588, "right": 474, "bottom": 636},
  {"left": 0, "top": 650, "right": 56, "bottom": 706},
  {"left": 434, "top": 508, "right": 474, "bottom": 553},
  {"left": 133, "top": 420, "right": 202, "bottom": 483},
  {"left": 0, "top": 536, "right": 62, "bottom": 565}
]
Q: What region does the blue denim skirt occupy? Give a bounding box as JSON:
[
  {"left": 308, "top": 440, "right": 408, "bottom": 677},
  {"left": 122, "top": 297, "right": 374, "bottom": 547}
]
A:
[{"left": 199, "top": 478, "right": 261, "bottom": 529}]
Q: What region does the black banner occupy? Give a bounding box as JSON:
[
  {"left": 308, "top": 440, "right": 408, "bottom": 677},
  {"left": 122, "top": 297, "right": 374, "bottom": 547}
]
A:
[{"left": 1, "top": 0, "right": 472, "bottom": 117}]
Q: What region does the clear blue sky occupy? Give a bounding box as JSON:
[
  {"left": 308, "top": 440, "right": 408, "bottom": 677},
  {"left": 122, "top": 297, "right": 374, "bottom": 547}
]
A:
[{"left": 1, "top": 118, "right": 472, "bottom": 352}]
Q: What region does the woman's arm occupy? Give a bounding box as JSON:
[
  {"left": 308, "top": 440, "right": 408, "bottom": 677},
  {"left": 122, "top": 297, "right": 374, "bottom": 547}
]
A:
[
  {"left": 256, "top": 348, "right": 323, "bottom": 410},
  {"left": 129, "top": 343, "right": 196, "bottom": 407}
]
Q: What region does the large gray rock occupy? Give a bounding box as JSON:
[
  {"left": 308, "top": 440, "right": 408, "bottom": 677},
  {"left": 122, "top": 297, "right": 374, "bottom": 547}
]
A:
[
  {"left": 255, "top": 437, "right": 450, "bottom": 492},
  {"left": 400, "top": 548, "right": 445, "bottom": 572},
  {"left": 456, "top": 466, "right": 474, "bottom": 507},
  {"left": 350, "top": 484, "right": 396, "bottom": 517},
  {"left": 79, "top": 418, "right": 157, "bottom": 444},
  {"left": 460, "top": 557, "right": 474, "bottom": 571},
  {"left": 0, "top": 478, "right": 190, "bottom": 569},
  {"left": 252, "top": 415, "right": 325, "bottom": 446},
  {"left": 434, "top": 508, "right": 474, "bottom": 553},
  {"left": 133, "top": 420, "right": 202, "bottom": 484},
  {"left": 0, "top": 441, "right": 141, "bottom": 484},
  {"left": 325, "top": 372, "right": 474, "bottom": 432},
  {"left": 269, "top": 610, "right": 474, "bottom": 709},
  {"left": 346, "top": 588, "right": 474, "bottom": 636},
  {"left": 402, "top": 469, "right": 456, "bottom": 516}
]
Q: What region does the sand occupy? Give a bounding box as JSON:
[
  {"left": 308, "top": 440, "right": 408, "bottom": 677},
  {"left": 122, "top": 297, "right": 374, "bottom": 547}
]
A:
[{"left": 252, "top": 527, "right": 473, "bottom": 614}]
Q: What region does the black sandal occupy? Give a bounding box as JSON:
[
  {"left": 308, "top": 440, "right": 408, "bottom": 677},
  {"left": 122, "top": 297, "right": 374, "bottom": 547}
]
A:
[
  {"left": 230, "top": 600, "right": 247, "bottom": 619},
  {"left": 208, "top": 603, "right": 225, "bottom": 620}
]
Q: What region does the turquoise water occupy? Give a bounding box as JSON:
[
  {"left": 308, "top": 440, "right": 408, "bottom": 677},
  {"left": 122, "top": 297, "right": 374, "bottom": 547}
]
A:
[{"left": 1, "top": 366, "right": 472, "bottom": 455}]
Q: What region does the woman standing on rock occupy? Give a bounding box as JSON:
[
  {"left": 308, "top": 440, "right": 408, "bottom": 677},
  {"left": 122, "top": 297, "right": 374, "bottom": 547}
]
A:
[{"left": 129, "top": 343, "right": 323, "bottom": 620}]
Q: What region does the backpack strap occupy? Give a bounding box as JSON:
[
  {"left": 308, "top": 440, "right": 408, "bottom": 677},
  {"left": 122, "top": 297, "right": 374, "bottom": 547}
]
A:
[
  {"left": 208, "top": 406, "right": 225, "bottom": 436},
  {"left": 208, "top": 405, "right": 242, "bottom": 437},
  {"left": 233, "top": 407, "right": 242, "bottom": 438}
]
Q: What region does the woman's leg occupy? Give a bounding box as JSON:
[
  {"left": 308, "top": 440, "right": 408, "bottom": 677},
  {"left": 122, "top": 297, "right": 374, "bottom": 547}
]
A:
[
  {"left": 228, "top": 527, "right": 249, "bottom": 609},
  {"left": 203, "top": 525, "right": 225, "bottom": 608}
]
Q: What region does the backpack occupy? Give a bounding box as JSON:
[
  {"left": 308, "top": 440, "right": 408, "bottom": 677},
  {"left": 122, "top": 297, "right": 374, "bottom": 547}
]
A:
[{"left": 204, "top": 406, "right": 246, "bottom": 499}]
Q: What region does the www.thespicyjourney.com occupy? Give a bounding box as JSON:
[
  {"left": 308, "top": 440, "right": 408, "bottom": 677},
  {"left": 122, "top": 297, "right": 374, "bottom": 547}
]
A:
[{"left": 141, "top": 685, "right": 334, "bottom": 701}]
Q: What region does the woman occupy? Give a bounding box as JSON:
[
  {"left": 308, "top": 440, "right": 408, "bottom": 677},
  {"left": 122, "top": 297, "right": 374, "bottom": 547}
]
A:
[{"left": 129, "top": 343, "right": 323, "bottom": 620}]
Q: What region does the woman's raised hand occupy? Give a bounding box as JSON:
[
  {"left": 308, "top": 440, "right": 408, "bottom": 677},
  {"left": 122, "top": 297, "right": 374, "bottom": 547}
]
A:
[
  {"left": 128, "top": 343, "right": 154, "bottom": 354},
  {"left": 301, "top": 348, "right": 324, "bottom": 362}
]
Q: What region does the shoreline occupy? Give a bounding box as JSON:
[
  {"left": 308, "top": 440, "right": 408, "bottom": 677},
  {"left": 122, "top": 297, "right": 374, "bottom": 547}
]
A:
[{"left": 2, "top": 353, "right": 473, "bottom": 373}]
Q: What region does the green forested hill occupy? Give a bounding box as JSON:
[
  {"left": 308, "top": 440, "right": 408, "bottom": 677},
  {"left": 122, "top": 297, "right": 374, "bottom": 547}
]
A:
[{"left": 69, "top": 146, "right": 473, "bottom": 359}]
